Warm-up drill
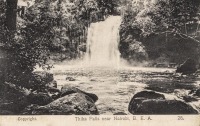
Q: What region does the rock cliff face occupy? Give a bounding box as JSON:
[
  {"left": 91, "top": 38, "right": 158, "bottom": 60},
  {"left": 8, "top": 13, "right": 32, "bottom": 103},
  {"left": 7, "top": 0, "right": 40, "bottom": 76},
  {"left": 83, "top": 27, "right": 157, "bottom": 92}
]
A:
[
  {"left": 143, "top": 33, "right": 200, "bottom": 64},
  {"left": 176, "top": 58, "right": 198, "bottom": 75},
  {"left": 119, "top": 30, "right": 200, "bottom": 65}
]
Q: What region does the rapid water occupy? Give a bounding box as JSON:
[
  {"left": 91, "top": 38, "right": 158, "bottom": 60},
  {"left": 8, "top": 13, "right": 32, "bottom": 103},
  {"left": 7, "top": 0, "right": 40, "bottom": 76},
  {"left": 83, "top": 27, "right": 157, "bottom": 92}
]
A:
[{"left": 85, "top": 16, "right": 122, "bottom": 67}]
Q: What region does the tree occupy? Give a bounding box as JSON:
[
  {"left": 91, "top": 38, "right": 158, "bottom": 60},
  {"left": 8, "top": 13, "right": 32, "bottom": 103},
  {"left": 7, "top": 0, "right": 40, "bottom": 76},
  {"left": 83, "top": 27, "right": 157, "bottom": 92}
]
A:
[
  {"left": 6, "top": 0, "right": 18, "bottom": 31},
  {"left": 119, "top": 0, "right": 200, "bottom": 63},
  {"left": 135, "top": 0, "right": 200, "bottom": 35},
  {"left": 0, "top": 0, "right": 18, "bottom": 84}
]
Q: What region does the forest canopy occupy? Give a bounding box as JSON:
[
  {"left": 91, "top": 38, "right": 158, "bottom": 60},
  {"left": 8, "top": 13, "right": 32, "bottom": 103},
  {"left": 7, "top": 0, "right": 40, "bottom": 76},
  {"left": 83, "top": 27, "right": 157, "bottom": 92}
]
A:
[{"left": 0, "top": 0, "right": 200, "bottom": 86}]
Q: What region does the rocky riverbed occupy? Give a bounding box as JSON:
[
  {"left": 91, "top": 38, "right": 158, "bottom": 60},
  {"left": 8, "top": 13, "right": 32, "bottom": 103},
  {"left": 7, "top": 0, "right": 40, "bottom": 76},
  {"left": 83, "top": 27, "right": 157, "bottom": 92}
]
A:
[
  {"left": 1, "top": 64, "right": 199, "bottom": 115},
  {"left": 49, "top": 64, "right": 200, "bottom": 115}
]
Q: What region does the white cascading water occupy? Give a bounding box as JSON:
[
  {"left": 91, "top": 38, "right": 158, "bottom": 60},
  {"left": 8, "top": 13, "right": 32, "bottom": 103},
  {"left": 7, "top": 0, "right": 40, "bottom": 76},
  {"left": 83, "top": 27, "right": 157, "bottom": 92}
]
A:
[{"left": 85, "top": 16, "right": 122, "bottom": 67}]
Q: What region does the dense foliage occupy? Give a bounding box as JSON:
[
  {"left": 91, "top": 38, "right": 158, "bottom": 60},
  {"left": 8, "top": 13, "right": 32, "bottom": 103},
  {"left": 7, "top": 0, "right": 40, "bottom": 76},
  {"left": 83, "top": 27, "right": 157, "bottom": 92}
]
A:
[
  {"left": 0, "top": 0, "right": 121, "bottom": 87},
  {"left": 119, "top": 0, "right": 200, "bottom": 64},
  {"left": 1, "top": 0, "right": 200, "bottom": 87},
  {"left": 0, "top": 1, "right": 52, "bottom": 87},
  {"left": 25, "top": 0, "right": 120, "bottom": 61}
]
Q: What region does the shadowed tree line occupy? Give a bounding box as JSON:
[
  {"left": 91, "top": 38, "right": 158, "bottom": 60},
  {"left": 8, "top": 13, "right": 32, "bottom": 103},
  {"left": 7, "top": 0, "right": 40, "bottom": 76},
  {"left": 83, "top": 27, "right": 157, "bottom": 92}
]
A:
[
  {"left": 0, "top": 0, "right": 120, "bottom": 87},
  {"left": 1, "top": 0, "right": 200, "bottom": 87},
  {"left": 119, "top": 0, "right": 200, "bottom": 65}
]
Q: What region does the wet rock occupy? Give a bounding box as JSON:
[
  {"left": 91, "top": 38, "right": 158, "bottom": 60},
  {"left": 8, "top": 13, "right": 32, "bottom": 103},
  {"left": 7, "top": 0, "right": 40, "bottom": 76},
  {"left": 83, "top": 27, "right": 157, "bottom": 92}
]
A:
[
  {"left": 128, "top": 99, "right": 198, "bottom": 114},
  {"left": 22, "top": 93, "right": 99, "bottom": 115},
  {"left": 27, "top": 92, "right": 52, "bottom": 106},
  {"left": 66, "top": 77, "right": 76, "bottom": 81},
  {"left": 176, "top": 58, "right": 198, "bottom": 75},
  {"left": 129, "top": 91, "right": 198, "bottom": 114},
  {"left": 61, "top": 85, "right": 98, "bottom": 102},
  {"left": 173, "top": 89, "right": 189, "bottom": 97},
  {"left": 132, "top": 91, "right": 165, "bottom": 99},
  {"left": 183, "top": 96, "right": 198, "bottom": 102}
]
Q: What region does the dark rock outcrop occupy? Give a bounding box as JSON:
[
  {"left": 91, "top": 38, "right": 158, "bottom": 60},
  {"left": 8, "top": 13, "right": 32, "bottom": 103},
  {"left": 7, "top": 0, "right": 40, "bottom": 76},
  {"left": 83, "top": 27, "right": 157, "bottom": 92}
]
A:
[
  {"left": 27, "top": 92, "right": 53, "bottom": 106},
  {"left": 128, "top": 91, "right": 198, "bottom": 114},
  {"left": 183, "top": 96, "right": 198, "bottom": 102},
  {"left": 66, "top": 77, "right": 76, "bottom": 81},
  {"left": 176, "top": 58, "right": 198, "bottom": 75},
  {"left": 129, "top": 99, "right": 198, "bottom": 114},
  {"left": 137, "top": 32, "right": 200, "bottom": 64},
  {"left": 132, "top": 91, "right": 165, "bottom": 99},
  {"left": 22, "top": 93, "right": 99, "bottom": 115},
  {"left": 61, "top": 85, "right": 98, "bottom": 102}
]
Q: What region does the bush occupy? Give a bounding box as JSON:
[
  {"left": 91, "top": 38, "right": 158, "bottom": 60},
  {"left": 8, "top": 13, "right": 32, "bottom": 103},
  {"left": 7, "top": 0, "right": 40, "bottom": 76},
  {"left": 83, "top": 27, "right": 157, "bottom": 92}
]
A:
[{"left": 0, "top": 1, "right": 52, "bottom": 88}]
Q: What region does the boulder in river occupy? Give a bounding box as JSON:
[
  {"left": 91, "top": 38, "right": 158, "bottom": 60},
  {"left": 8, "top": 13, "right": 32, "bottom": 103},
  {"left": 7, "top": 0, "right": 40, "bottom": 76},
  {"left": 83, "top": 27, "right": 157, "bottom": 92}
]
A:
[
  {"left": 22, "top": 93, "right": 99, "bottom": 115},
  {"left": 132, "top": 91, "right": 165, "bottom": 99},
  {"left": 61, "top": 85, "right": 98, "bottom": 102},
  {"left": 66, "top": 77, "right": 76, "bottom": 81},
  {"left": 128, "top": 91, "right": 198, "bottom": 114},
  {"left": 129, "top": 99, "right": 198, "bottom": 114},
  {"left": 176, "top": 58, "right": 198, "bottom": 75}
]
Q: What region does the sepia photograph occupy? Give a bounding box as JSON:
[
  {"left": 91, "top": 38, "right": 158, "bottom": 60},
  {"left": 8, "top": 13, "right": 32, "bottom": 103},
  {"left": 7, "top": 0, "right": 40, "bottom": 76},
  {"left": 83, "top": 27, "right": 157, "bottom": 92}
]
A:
[{"left": 0, "top": 0, "right": 200, "bottom": 121}]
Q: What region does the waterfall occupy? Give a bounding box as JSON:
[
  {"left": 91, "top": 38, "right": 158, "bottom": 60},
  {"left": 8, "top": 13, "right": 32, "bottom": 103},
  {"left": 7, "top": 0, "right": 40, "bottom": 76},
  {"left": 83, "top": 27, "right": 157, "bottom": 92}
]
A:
[{"left": 85, "top": 16, "right": 122, "bottom": 67}]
